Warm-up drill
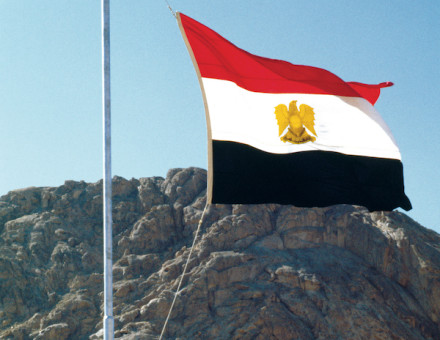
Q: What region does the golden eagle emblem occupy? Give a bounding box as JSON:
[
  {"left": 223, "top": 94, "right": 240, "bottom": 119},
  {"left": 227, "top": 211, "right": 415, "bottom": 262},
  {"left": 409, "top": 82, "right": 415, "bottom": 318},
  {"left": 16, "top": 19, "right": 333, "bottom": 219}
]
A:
[{"left": 274, "top": 100, "right": 317, "bottom": 144}]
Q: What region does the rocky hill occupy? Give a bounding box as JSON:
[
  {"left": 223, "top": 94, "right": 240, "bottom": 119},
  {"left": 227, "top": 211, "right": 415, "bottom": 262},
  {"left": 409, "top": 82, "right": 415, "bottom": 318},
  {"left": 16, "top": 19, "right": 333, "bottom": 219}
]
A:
[{"left": 0, "top": 167, "right": 439, "bottom": 339}]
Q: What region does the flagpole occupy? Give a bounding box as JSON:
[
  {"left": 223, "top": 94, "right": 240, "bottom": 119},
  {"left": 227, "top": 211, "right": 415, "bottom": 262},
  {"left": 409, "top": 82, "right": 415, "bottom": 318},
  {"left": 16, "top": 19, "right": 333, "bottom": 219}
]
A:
[{"left": 101, "top": 0, "right": 114, "bottom": 339}]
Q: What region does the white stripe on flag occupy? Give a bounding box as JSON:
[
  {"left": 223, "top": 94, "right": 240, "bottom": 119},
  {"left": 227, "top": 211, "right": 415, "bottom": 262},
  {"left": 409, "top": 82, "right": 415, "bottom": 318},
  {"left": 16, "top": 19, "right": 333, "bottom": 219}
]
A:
[{"left": 203, "top": 78, "right": 401, "bottom": 160}]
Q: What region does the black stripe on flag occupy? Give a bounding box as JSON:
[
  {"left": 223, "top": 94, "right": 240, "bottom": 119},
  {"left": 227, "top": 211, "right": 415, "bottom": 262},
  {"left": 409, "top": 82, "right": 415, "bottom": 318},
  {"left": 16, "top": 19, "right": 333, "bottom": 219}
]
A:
[{"left": 211, "top": 141, "right": 411, "bottom": 212}]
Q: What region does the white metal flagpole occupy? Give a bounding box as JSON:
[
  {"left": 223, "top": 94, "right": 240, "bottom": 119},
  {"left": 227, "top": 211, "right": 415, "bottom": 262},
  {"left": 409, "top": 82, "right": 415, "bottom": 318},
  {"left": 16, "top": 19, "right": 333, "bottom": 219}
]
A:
[{"left": 101, "top": 0, "right": 114, "bottom": 339}]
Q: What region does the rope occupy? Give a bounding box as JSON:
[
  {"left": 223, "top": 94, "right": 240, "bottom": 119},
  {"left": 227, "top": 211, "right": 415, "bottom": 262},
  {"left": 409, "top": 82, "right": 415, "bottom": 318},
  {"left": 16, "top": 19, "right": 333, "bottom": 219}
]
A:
[
  {"left": 159, "top": 203, "right": 209, "bottom": 340},
  {"left": 163, "top": 0, "right": 176, "bottom": 18}
]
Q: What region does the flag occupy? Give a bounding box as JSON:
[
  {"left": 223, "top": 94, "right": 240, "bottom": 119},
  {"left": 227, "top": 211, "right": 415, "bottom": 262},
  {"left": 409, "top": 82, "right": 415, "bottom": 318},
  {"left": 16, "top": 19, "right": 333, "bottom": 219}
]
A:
[{"left": 177, "top": 12, "right": 411, "bottom": 212}]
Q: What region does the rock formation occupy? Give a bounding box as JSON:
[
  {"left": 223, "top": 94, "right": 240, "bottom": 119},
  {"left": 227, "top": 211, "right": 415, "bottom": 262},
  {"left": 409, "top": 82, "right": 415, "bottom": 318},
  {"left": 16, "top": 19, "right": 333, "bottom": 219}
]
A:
[{"left": 0, "top": 167, "right": 439, "bottom": 339}]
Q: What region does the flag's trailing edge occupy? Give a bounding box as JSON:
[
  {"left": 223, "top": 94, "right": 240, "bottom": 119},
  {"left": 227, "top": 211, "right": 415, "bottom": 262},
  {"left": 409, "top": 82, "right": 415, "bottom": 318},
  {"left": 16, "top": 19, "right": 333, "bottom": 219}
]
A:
[{"left": 177, "top": 12, "right": 411, "bottom": 211}]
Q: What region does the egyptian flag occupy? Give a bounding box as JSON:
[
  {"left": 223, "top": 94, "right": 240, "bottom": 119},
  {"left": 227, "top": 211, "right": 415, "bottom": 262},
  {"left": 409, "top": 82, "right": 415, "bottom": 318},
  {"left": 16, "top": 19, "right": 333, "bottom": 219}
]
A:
[{"left": 177, "top": 13, "right": 411, "bottom": 212}]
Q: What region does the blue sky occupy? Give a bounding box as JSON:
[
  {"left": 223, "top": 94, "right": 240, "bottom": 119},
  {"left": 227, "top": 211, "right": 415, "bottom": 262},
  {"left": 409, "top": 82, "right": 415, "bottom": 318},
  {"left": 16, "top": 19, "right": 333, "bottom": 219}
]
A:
[{"left": 0, "top": 1, "right": 439, "bottom": 233}]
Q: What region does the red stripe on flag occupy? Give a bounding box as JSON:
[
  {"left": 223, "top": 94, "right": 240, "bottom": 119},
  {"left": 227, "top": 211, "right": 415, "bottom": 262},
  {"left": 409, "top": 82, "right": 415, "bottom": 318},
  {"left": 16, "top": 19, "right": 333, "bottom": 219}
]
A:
[
  {"left": 179, "top": 13, "right": 392, "bottom": 105},
  {"left": 347, "top": 81, "right": 394, "bottom": 105}
]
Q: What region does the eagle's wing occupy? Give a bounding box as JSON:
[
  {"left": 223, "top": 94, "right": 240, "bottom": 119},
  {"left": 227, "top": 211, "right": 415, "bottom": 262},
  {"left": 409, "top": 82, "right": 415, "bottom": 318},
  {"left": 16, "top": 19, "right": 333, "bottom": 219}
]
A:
[
  {"left": 274, "top": 104, "right": 289, "bottom": 136},
  {"left": 299, "top": 103, "right": 317, "bottom": 136}
]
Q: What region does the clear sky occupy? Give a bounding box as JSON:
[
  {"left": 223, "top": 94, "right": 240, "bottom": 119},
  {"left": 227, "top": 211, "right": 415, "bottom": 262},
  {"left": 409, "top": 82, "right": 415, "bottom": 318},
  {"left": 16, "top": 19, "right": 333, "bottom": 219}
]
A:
[{"left": 1, "top": 1, "right": 439, "bottom": 233}]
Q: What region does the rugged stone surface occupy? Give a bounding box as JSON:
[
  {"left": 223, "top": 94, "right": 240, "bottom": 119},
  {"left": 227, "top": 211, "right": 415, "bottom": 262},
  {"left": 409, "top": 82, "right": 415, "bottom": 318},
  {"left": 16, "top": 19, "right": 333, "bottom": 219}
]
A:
[{"left": 0, "top": 167, "right": 439, "bottom": 339}]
